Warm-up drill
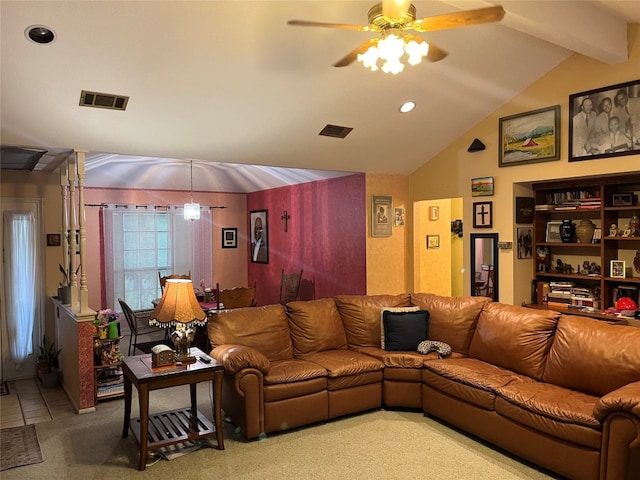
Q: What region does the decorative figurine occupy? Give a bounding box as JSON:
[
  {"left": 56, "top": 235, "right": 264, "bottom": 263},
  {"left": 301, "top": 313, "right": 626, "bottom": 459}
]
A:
[{"left": 609, "top": 223, "right": 618, "bottom": 237}]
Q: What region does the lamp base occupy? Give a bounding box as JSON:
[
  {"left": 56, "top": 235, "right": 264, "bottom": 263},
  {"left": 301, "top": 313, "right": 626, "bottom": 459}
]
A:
[{"left": 175, "top": 351, "right": 197, "bottom": 364}]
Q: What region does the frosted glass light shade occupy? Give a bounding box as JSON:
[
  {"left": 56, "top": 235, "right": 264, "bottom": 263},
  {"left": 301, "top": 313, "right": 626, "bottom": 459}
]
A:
[{"left": 183, "top": 202, "right": 200, "bottom": 220}]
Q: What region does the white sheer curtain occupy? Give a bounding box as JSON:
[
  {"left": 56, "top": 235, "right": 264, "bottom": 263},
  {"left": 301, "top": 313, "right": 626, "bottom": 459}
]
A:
[
  {"left": 3, "top": 211, "right": 37, "bottom": 364},
  {"left": 103, "top": 205, "right": 213, "bottom": 310}
]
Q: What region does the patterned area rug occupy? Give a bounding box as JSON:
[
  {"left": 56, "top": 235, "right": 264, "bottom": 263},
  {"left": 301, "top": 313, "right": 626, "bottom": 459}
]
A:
[
  {"left": 0, "top": 381, "right": 8, "bottom": 396},
  {"left": 0, "top": 424, "right": 44, "bottom": 471}
]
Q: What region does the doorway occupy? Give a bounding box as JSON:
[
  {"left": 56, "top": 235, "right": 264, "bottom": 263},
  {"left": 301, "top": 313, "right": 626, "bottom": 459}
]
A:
[{"left": 1, "top": 198, "right": 43, "bottom": 380}]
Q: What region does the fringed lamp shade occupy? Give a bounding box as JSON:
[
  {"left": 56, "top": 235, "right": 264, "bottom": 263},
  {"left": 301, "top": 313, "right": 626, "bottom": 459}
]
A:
[
  {"left": 150, "top": 278, "right": 205, "bottom": 363},
  {"left": 150, "top": 279, "right": 206, "bottom": 327}
]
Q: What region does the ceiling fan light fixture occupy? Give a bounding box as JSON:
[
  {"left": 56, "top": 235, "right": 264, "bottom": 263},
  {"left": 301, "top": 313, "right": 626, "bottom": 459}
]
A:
[
  {"left": 356, "top": 33, "right": 428, "bottom": 74},
  {"left": 358, "top": 46, "right": 380, "bottom": 71},
  {"left": 405, "top": 39, "right": 429, "bottom": 66}
]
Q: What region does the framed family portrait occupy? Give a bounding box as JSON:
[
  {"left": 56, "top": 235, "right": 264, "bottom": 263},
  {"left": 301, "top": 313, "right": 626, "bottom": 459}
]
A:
[
  {"left": 473, "top": 202, "right": 492, "bottom": 228},
  {"left": 249, "top": 210, "right": 268, "bottom": 263},
  {"left": 498, "top": 105, "right": 560, "bottom": 167},
  {"left": 372, "top": 195, "right": 392, "bottom": 237},
  {"left": 610, "top": 260, "right": 626, "bottom": 278},
  {"left": 221, "top": 227, "right": 237, "bottom": 248},
  {"left": 569, "top": 79, "right": 640, "bottom": 161}
]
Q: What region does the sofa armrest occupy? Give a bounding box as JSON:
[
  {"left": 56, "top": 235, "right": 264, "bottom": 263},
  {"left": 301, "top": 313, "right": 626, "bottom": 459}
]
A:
[
  {"left": 210, "top": 344, "right": 270, "bottom": 375},
  {"left": 594, "top": 381, "right": 640, "bottom": 422}
]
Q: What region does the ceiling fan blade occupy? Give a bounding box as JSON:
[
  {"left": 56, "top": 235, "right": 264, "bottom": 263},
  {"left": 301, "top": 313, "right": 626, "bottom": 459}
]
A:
[
  {"left": 333, "top": 39, "right": 378, "bottom": 67},
  {"left": 410, "top": 6, "right": 505, "bottom": 32},
  {"left": 382, "top": 0, "right": 411, "bottom": 19},
  {"left": 405, "top": 34, "right": 449, "bottom": 63},
  {"left": 287, "top": 20, "right": 373, "bottom": 32}
]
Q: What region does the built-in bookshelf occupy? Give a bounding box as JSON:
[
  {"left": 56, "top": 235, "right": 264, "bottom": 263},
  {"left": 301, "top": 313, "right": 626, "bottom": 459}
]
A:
[
  {"left": 94, "top": 334, "right": 124, "bottom": 402},
  {"left": 530, "top": 173, "right": 640, "bottom": 320}
]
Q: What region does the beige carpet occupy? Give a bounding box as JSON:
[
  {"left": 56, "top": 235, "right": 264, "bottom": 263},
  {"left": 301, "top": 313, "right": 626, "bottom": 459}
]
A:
[
  {"left": 0, "top": 383, "right": 560, "bottom": 479},
  {"left": 0, "top": 424, "right": 43, "bottom": 471}
]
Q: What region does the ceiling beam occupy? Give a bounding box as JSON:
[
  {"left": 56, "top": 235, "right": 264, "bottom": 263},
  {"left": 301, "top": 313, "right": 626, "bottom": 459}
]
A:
[{"left": 439, "top": 0, "right": 628, "bottom": 64}]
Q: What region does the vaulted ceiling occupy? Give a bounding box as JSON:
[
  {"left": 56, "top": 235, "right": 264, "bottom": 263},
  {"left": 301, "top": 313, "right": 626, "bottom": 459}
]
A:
[{"left": 1, "top": 1, "right": 638, "bottom": 192}]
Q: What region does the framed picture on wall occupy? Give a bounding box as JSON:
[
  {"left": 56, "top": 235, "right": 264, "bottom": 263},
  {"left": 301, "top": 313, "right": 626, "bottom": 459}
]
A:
[
  {"left": 426, "top": 234, "right": 440, "bottom": 249},
  {"left": 372, "top": 195, "right": 392, "bottom": 237},
  {"left": 249, "top": 210, "right": 268, "bottom": 263},
  {"left": 516, "top": 227, "right": 533, "bottom": 259},
  {"left": 498, "top": 105, "right": 560, "bottom": 167},
  {"left": 473, "top": 202, "right": 493, "bottom": 228},
  {"left": 569, "top": 79, "right": 640, "bottom": 161},
  {"left": 221, "top": 227, "right": 237, "bottom": 248},
  {"left": 515, "top": 197, "right": 535, "bottom": 224},
  {"left": 394, "top": 207, "right": 405, "bottom": 226},
  {"left": 471, "top": 177, "right": 494, "bottom": 196}
]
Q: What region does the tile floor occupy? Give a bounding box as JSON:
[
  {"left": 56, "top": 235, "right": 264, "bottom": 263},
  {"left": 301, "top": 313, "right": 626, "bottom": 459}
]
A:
[{"left": 0, "top": 378, "right": 75, "bottom": 429}]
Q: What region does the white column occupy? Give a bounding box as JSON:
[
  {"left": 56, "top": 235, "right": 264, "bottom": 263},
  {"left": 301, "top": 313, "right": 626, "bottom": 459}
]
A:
[
  {"left": 67, "top": 157, "right": 78, "bottom": 311},
  {"left": 75, "top": 150, "right": 90, "bottom": 313}
]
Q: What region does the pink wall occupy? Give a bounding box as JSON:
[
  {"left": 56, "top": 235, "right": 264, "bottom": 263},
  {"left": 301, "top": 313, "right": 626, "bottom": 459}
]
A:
[{"left": 247, "top": 174, "right": 366, "bottom": 305}]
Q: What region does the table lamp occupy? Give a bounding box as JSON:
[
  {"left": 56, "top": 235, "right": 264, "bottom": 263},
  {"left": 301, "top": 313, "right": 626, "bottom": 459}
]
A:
[{"left": 150, "top": 279, "right": 206, "bottom": 363}]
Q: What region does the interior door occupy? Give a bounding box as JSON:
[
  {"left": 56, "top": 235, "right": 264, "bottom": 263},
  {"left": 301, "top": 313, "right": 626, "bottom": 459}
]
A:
[{"left": 0, "top": 198, "right": 43, "bottom": 380}]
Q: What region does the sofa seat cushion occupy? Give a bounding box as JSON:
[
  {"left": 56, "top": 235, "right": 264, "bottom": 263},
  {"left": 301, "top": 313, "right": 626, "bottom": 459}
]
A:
[
  {"left": 355, "top": 346, "right": 432, "bottom": 368},
  {"left": 301, "top": 349, "right": 384, "bottom": 377},
  {"left": 410, "top": 293, "right": 490, "bottom": 354},
  {"left": 422, "top": 358, "right": 534, "bottom": 411},
  {"left": 495, "top": 383, "right": 601, "bottom": 449},
  {"left": 424, "top": 358, "right": 535, "bottom": 392},
  {"left": 384, "top": 367, "right": 422, "bottom": 382},
  {"left": 495, "top": 381, "right": 600, "bottom": 429},
  {"left": 264, "top": 358, "right": 327, "bottom": 385}
]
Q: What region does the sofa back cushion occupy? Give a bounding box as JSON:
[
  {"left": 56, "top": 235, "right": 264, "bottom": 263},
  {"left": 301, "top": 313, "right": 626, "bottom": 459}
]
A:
[
  {"left": 287, "top": 298, "right": 348, "bottom": 355},
  {"left": 334, "top": 294, "right": 412, "bottom": 348},
  {"left": 207, "top": 304, "right": 293, "bottom": 361},
  {"left": 468, "top": 303, "right": 560, "bottom": 380},
  {"left": 543, "top": 315, "right": 640, "bottom": 396},
  {"left": 410, "top": 293, "right": 490, "bottom": 354}
]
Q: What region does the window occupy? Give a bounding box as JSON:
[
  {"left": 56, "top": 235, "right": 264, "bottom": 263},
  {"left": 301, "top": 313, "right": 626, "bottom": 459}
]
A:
[{"left": 103, "top": 206, "right": 212, "bottom": 310}]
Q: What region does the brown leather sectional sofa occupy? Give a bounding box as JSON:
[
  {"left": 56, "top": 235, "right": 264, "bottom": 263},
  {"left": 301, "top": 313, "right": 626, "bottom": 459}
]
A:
[{"left": 207, "top": 293, "right": 640, "bottom": 480}]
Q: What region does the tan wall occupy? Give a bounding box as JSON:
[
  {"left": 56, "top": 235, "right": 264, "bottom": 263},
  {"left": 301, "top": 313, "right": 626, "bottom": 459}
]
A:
[
  {"left": 410, "top": 24, "right": 640, "bottom": 305},
  {"left": 366, "top": 173, "right": 412, "bottom": 294}
]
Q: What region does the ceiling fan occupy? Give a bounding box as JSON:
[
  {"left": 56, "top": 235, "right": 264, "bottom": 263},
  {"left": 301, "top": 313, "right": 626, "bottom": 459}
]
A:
[{"left": 288, "top": 1, "right": 505, "bottom": 74}]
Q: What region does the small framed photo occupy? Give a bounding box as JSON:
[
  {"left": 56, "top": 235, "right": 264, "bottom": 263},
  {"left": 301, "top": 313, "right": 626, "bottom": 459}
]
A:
[
  {"left": 394, "top": 207, "right": 405, "bottom": 226},
  {"left": 46, "top": 233, "right": 61, "bottom": 247},
  {"left": 426, "top": 234, "right": 440, "bottom": 249},
  {"left": 471, "top": 177, "right": 494, "bottom": 197},
  {"left": 545, "top": 221, "right": 562, "bottom": 242},
  {"left": 499, "top": 105, "right": 560, "bottom": 167},
  {"left": 516, "top": 227, "right": 533, "bottom": 259},
  {"left": 612, "top": 193, "right": 633, "bottom": 206},
  {"left": 429, "top": 206, "right": 439, "bottom": 221},
  {"left": 372, "top": 195, "right": 393, "bottom": 237},
  {"left": 592, "top": 228, "right": 602, "bottom": 243},
  {"left": 473, "top": 202, "right": 492, "bottom": 228},
  {"left": 221, "top": 227, "right": 237, "bottom": 248},
  {"left": 610, "top": 260, "right": 626, "bottom": 278}
]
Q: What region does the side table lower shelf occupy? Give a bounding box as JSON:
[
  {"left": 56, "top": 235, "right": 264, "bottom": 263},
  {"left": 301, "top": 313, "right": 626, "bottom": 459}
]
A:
[{"left": 129, "top": 408, "right": 216, "bottom": 451}]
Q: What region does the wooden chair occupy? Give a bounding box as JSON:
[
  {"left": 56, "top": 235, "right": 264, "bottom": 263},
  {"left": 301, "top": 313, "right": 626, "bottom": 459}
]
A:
[
  {"left": 279, "top": 269, "right": 303, "bottom": 305},
  {"left": 158, "top": 270, "right": 191, "bottom": 293},
  {"left": 118, "top": 298, "right": 168, "bottom": 356},
  {"left": 216, "top": 282, "right": 257, "bottom": 309}
]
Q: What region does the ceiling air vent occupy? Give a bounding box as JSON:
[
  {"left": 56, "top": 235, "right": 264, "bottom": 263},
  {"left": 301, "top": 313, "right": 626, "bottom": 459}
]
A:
[
  {"left": 319, "top": 124, "right": 353, "bottom": 139},
  {"left": 79, "top": 90, "right": 129, "bottom": 111}
]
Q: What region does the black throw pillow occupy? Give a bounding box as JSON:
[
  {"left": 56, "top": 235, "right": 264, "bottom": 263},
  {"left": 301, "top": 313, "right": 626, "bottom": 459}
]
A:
[{"left": 382, "top": 310, "right": 430, "bottom": 351}]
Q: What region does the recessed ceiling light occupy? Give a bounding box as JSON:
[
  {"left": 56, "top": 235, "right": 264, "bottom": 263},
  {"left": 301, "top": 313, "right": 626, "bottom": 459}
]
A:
[
  {"left": 25, "top": 25, "right": 56, "bottom": 44},
  {"left": 399, "top": 101, "right": 416, "bottom": 113}
]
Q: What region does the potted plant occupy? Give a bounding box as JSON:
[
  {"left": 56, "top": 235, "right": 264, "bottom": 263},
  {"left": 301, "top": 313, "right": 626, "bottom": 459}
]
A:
[
  {"left": 58, "top": 263, "right": 80, "bottom": 305},
  {"left": 38, "top": 335, "right": 62, "bottom": 389}
]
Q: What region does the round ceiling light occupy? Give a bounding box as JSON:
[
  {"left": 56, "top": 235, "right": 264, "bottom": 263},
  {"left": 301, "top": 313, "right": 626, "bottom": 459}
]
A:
[
  {"left": 25, "top": 25, "right": 56, "bottom": 44},
  {"left": 399, "top": 101, "right": 416, "bottom": 113}
]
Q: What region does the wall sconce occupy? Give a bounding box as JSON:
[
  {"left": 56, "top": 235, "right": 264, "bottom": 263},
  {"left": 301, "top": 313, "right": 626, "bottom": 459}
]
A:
[{"left": 451, "top": 219, "right": 463, "bottom": 237}]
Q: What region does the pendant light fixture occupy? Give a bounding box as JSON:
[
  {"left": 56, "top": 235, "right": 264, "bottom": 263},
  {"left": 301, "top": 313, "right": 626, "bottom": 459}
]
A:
[{"left": 183, "top": 160, "right": 200, "bottom": 220}]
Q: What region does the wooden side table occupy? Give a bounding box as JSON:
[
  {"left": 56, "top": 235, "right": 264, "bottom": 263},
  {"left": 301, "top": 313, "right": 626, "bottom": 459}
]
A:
[{"left": 121, "top": 347, "right": 224, "bottom": 470}]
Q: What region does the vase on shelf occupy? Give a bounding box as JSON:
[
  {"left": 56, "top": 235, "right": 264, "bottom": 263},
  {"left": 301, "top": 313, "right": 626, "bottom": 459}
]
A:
[
  {"left": 560, "top": 219, "right": 575, "bottom": 243},
  {"left": 575, "top": 219, "right": 596, "bottom": 243}
]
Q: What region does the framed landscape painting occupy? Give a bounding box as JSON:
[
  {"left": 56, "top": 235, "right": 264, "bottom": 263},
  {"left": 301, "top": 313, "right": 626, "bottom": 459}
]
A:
[
  {"left": 499, "top": 105, "right": 560, "bottom": 167},
  {"left": 569, "top": 79, "right": 640, "bottom": 161}
]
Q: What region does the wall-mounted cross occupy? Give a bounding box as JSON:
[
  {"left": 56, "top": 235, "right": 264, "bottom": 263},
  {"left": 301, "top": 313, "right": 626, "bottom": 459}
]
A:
[
  {"left": 281, "top": 210, "right": 291, "bottom": 232},
  {"left": 476, "top": 205, "right": 490, "bottom": 225}
]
